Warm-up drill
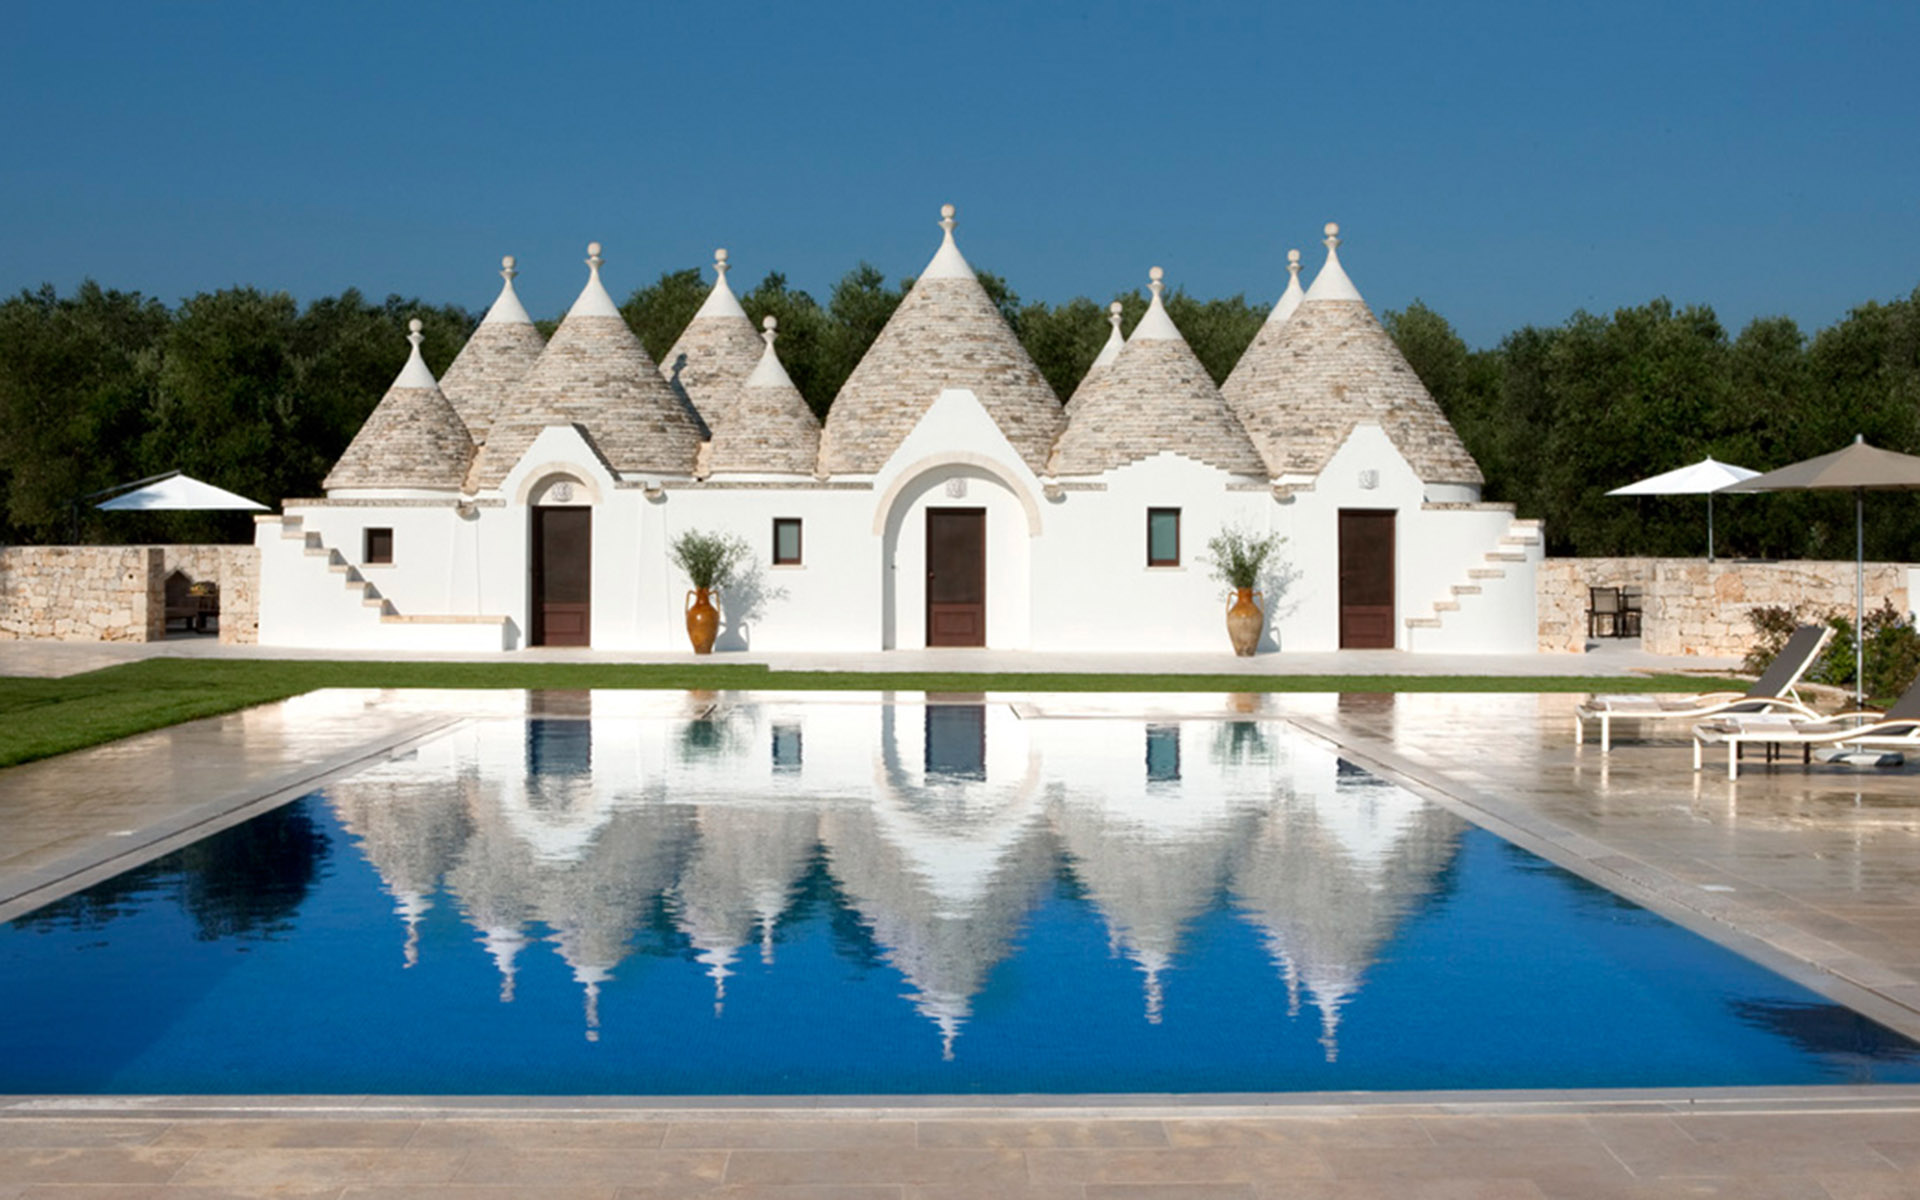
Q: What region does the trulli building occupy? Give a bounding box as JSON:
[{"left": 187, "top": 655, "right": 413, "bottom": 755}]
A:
[{"left": 255, "top": 208, "right": 1541, "bottom": 653}]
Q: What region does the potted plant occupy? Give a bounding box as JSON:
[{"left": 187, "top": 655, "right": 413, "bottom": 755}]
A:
[
  {"left": 669, "top": 529, "right": 749, "bottom": 654},
  {"left": 1205, "top": 525, "right": 1284, "bottom": 656}
]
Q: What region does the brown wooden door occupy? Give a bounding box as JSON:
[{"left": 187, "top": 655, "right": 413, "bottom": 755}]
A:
[
  {"left": 531, "top": 506, "right": 591, "bottom": 647},
  {"left": 1339, "top": 509, "right": 1395, "bottom": 649},
  {"left": 926, "top": 507, "right": 985, "bottom": 647}
]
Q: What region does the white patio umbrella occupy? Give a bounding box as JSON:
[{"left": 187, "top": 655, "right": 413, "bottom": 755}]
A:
[
  {"left": 1723, "top": 436, "right": 1920, "bottom": 709},
  {"left": 1605, "top": 456, "right": 1758, "bottom": 562},
  {"left": 94, "top": 471, "right": 267, "bottom": 511}
]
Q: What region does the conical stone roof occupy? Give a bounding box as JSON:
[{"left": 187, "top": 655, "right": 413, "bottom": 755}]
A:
[
  {"left": 1221, "top": 225, "right": 1484, "bottom": 487},
  {"left": 819, "top": 205, "right": 1063, "bottom": 476},
  {"left": 325, "top": 320, "right": 475, "bottom": 491},
  {"left": 1050, "top": 269, "right": 1266, "bottom": 478},
  {"left": 1063, "top": 301, "right": 1125, "bottom": 418},
  {"left": 706, "top": 316, "right": 821, "bottom": 475},
  {"left": 438, "top": 256, "right": 546, "bottom": 446},
  {"left": 469, "top": 243, "right": 708, "bottom": 491},
  {"left": 659, "top": 249, "right": 765, "bottom": 430}
]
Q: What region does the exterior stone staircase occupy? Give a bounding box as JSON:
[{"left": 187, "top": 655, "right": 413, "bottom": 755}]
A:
[
  {"left": 1405, "top": 516, "right": 1544, "bottom": 651},
  {"left": 255, "top": 514, "right": 508, "bottom": 650}
]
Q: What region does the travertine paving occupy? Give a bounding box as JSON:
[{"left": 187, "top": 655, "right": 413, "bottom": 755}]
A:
[{"left": 7, "top": 679, "right": 1920, "bottom": 1195}]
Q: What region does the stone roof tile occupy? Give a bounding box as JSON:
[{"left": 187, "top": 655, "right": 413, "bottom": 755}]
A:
[
  {"left": 660, "top": 251, "right": 764, "bottom": 432},
  {"left": 819, "top": 206, "right": 1062, "bottom": 476},
  {"left": 437, "top": 257, "right": 545, "bottom": 445},
  {"left": 1063, "top": 301, "right": 1126, "bottom": 418},
  {"left": 1050, "top": 271, "right": 1265, "bottom": 478},
  {"left": 1221, "top": 227, "right": 1483, "bottom": 486},
  {"left": 706, "top": 317, "right": 821, "bottom": 475},
  {"left": 326, "top": 320, "right": 474, "bottom": 491},
  {"left": 468, "top": 244, "right": 707, "bottom": 491}
]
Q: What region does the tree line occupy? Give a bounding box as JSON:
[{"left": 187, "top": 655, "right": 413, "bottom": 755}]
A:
[{"left": 1, "top": 265, "right": 1917, "bottom": 558}]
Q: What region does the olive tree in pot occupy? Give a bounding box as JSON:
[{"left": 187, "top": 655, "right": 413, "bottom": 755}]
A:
[
  {"left": 1205, "top": 524, "right": 1284, "bottom": 656},
  {"left": 670, "top": 529, "right": 749, "bottom": 654}
]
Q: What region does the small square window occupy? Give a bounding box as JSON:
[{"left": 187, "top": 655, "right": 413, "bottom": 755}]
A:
[
  {"left": 1147, "top": 508, "right": 1180, "bottom": 566},
  {"left": 772, "top": 724, "right": 802, "bottom": 772},
  {"left": 773, "top": 518, "right": 802, "bottom": 565},
  {"left": 364, "top": 527, "right": 393, "bottom": 564},
  {"left": 1146, "top": 724, "right": 1181, "bottom": 782}
]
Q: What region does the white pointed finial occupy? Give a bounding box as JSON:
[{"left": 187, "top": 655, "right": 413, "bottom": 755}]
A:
[
  {"left": 1148, "top": 265, "right": 1165, "bottom": 300},
  {"left": 1304, "top": 221, "right": 1363, "bottom": 302},
  {"left": 761, "top": 313, "right": 777, "bottom": 348},
  {"left": 1287, "top": 248, "right": 1301, "bottom": 276},
  {"left": 501, "top": 255, "right": 517, "bottom": 281},
  {"left": 586, "top": 242, "right": 604, "bottom": 269},
  {"left": 407, "top": 317, "right": 423, "bottom": 348},
  {"left": 714, "top": 247, "right": 730, "bottom": 279},
  {"left": 939, "top": 203, "right": 957, "bottom": 234},
  {"left": 1108, "top": 300, "right": 1123, "bottom": 329}
]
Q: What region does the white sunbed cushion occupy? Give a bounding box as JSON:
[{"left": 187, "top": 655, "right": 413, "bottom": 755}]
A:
[
  {"left": 1589, "top": 695, "right": 1678, "bottom": 712},
  {"left": 1715, "top": 714, "right": 1802, "bottom": 731}
]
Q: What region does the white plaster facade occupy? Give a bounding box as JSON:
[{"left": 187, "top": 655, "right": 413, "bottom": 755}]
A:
[{"left": 256, "top": 212, "right": 1542, "bottom": 655}]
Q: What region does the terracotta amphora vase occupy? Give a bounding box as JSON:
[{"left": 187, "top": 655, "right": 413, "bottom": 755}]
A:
[
  {"left": 1226, "top": 587, "right": 1263, "bottom": 657},
  {"left": 686, "top": 588, "right": 719, "bottom": 655}
]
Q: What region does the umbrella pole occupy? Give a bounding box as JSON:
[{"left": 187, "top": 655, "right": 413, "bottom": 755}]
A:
[
  {"left": 1857, "top": 487, "right": 1865, "bottom": 711},
  {"left": 1708, "top": 492, "right": 1715, "bottom": 563}
]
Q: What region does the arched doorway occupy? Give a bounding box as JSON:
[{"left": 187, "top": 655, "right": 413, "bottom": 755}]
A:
[
  {"left": 877, "top": 460, "right": 1039, "bottom": 650},
  {"left": 530, "top": 475, "right": 591, "bottom": 647}
]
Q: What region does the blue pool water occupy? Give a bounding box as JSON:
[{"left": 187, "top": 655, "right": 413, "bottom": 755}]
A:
[{"left": 3, "top": 703, "right": 1917, "bottom": 1095}]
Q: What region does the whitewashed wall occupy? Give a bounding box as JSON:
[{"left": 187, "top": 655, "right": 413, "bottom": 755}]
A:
[
  {"left": 659, "top": 485, "right": 878, "bottom": 651},
  {"left": 258, "top": 412, "right": 1538, "bottom": 654},
  {"left": 1269, "top": 424, "right": 1538, "bottom": 653},
  {"left": 1033, "top": 452, "right": 1272, "bottom": 652}
]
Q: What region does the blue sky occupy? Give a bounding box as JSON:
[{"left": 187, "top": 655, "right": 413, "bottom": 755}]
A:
[{"left": 3, "top": 1, "right": 1915, "bottom": 347}]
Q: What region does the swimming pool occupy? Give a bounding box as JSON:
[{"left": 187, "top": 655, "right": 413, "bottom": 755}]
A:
[{"left": 4, "top": 695, "right": 1916, "bottom": 1095}]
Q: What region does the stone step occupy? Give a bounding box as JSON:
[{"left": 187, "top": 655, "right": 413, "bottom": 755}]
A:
[
  {"left": 1451, "top": 584, "right": 1482, "bottom": 596},
  {"left": 1485, "top": 550, "right": 1527, "bottom": 562},
  {"left": 1433, "top": 600, "right": 1460, "bottom": 613},
  {"left": 1405, "top": 617, "right": 1443, "bottom": 629},
  {"left": 1468, "top": 567, "right": 1506, "bottom": 579}
]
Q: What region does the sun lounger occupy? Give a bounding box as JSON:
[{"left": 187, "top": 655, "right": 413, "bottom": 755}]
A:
[
  {"left": 1574, "top": 624, "right": 1832, "bottom": 752},
  {"left": 1693, "top": 674, "right": 1920, "bottom": 779}
]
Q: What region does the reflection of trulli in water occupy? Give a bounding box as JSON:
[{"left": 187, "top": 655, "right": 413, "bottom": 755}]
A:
[
  {"left": 533, "top": 803, "right": 695, "bottom": 1041},
  {"left": 670, "top": 802, "right": 821, "bottom": 1016},
  {"left": 442, "top": 760, "right": 545, "bottom": 1002},
  {"left": 325, "top": 741, "right": 476, "bottom": 969},
  {"left": 1228, "top": 736, "right": 1464, "bottom": 1061},
  {"left": 472, "top": 713, "right": 698, "bottom": 1042},
  {"left": 1047, "top": 719, "right": 1262, "bottom": 1023},
  {"left": 819, "top": 704, "right": 1055, "bottom": 1060}
]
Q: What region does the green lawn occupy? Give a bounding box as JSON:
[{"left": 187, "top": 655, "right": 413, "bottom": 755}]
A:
[{"left": 0, "top": 657, "right": 1728, "bottom": 771}]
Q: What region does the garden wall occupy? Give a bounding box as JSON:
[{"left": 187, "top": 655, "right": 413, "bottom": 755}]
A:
[
  {"left": 0, "top": 545, "right": 260, "bottom": 644},
  {"left": 1539, "top": 557, "right": 1908, "bottom": 657}
]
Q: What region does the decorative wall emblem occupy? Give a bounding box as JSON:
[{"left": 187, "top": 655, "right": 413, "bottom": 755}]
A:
[
  {"left": 551, "top": 481, "right": 575, "bottom": 503},
  {"left": 945, "top": 478, "right": 968, "bottom": 499},
  {"left": 1358, "top": 470, "right": 1379, "bottom": 491}
]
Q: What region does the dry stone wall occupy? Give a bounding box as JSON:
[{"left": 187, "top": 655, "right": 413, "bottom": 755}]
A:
[
  {"left": 0, "top": 545, "right": 260, "bottom": 644},
  {"left": 1539, "top": 557, "right": 1908, "bottom": 657}
]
